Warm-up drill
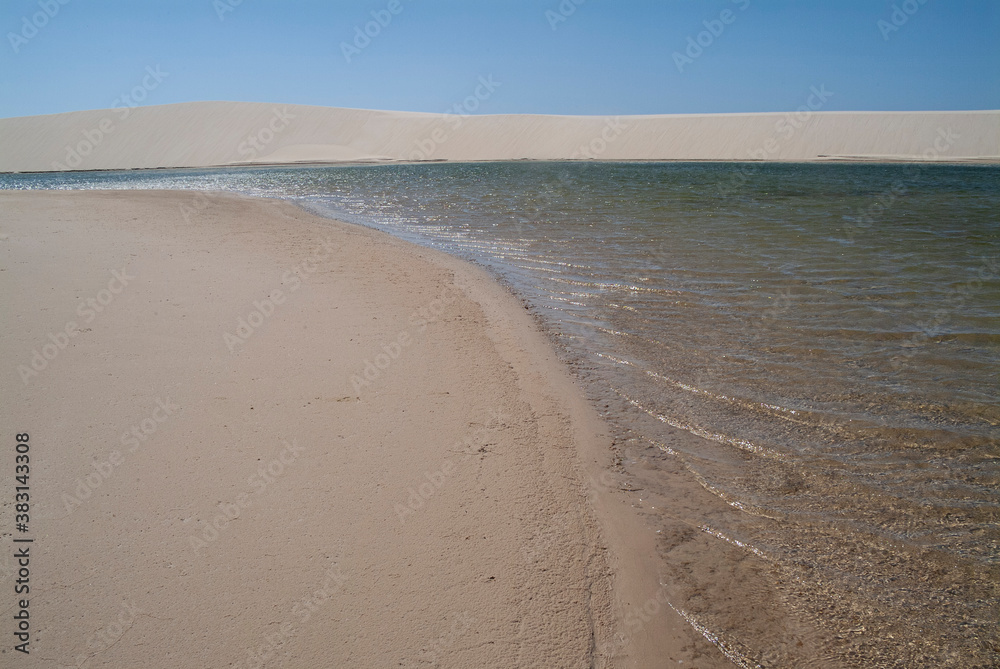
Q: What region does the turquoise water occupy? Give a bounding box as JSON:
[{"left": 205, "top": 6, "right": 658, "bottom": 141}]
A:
[{"left": 3, "top": 162, "right": 998, "bottom": 667}]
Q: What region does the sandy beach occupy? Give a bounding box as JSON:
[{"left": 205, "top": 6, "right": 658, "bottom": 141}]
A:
[
  {"left": 0, "top": 190, "right": 726, "bottom": 668},
  {"left": 3, "top": 2, "right": 995, "bottom": 664}
]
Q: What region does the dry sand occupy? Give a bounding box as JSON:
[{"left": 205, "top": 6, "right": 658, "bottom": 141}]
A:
[
  {"left": 0, "top": 102, "right": 997, "bottom": 173},
  {"left": 0, "top": 190, "right": 729, "bottom": 668}
]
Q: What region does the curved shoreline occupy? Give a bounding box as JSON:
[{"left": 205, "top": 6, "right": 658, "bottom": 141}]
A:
[{"left": 0, "top": 190, "right": 719, "bottom": 667}]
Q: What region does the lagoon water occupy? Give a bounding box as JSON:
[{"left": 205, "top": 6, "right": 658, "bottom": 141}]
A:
[{"left": 4, "top": 162, "right": 998, "bottom": 667}]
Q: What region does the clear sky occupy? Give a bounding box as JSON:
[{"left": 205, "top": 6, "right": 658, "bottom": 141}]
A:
[{"left": 1, "top": 0, "right": 997, "bottom": 119}]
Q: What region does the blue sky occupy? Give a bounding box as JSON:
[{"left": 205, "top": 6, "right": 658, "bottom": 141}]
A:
[{"left": 1, "top": 0, "right": 997, "bottom": 118}]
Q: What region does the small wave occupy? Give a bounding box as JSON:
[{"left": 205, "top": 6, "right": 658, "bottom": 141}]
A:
[{"left": 612, "top": 387, "right": 782, "bottom": 459}]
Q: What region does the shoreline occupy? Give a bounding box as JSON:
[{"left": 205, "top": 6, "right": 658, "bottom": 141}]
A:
[
  {"left": 0, "top": 190, "right": 715, "bottom": 667},
  {"left": 3, "top": 154, "right": 1000, "bottom": 177},
  {"left": 0, "top": 156, "right": 1000, "bottom": 175}
]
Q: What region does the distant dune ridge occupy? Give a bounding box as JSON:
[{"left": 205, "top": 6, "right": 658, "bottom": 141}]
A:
[{"left": 0, "top": 101, "right": 997, "bottom": 172}]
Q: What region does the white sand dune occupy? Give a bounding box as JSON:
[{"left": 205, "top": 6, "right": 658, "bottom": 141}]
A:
[{"left": 1, "top": 101, "right": 997, "bottom": 172}]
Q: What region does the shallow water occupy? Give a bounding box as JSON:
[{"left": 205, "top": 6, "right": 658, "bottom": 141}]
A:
[{"left": 4, "top": 162, "right": 998, "bottom": 667}]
